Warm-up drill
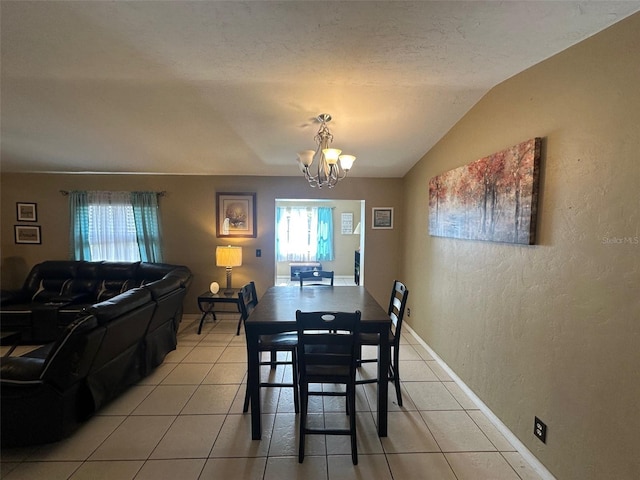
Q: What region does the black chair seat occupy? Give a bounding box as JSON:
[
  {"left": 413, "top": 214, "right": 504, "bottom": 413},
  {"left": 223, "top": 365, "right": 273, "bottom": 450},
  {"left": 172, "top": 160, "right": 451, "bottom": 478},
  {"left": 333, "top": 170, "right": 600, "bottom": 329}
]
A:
[
  {"left": 258, "top": 333, "right": 297, "bottom": 348},
  {"left": 359, "top": 330, "right": 394, "bottom": 345}
]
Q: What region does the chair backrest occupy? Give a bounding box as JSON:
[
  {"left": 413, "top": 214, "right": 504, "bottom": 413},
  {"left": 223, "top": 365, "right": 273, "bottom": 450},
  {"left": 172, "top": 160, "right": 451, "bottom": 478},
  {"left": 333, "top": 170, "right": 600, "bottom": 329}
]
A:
[
  {"left": 299, "top": 270, "right": 334, "bottom": 286},
  {"left": 388, "top": 280, "right": 409, "bottom": 343},
  {"left": 295, "top": 310, "right": 361, "bottom": 378},
  {"left": 238, "top": 281, "right": 259, "bottom": 321}
]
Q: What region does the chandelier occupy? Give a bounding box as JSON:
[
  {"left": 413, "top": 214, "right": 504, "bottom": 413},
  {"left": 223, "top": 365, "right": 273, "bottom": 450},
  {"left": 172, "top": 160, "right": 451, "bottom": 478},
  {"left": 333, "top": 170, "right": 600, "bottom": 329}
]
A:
[{"left": 297, "top": 113, "right": 356, "bottom": 188}]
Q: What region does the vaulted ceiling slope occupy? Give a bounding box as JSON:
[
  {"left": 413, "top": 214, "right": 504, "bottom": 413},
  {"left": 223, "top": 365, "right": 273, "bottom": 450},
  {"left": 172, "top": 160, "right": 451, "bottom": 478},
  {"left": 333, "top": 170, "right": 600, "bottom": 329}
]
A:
[{"left": 2, "top": 1, "right": 639, "bottom": 177}]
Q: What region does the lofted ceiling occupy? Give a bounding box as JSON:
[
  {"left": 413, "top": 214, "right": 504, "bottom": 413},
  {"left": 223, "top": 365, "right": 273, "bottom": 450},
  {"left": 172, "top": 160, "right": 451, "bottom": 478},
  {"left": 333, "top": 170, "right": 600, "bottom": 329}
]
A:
[{"left": 2, "top": 1, "right": 639, "bottom": 177}]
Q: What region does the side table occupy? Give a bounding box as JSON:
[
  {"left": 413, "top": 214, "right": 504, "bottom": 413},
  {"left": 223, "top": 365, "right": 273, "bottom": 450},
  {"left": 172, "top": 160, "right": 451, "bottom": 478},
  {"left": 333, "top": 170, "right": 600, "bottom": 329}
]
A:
[{"left": 197, "top": 289, "right": 243, "bottom": 335}]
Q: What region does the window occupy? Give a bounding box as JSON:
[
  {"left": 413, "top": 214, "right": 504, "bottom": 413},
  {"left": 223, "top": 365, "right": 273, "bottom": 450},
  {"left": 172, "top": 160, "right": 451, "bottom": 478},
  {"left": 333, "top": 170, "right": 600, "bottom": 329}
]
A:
[
  {"left": 69, "top": 191, "right": 163, "bottom": 262},
  {"left": 276, "top": 206, "right": 333, "bottom": 262},
  {"left": 87, "top": 192, "right": 140, "bottom": 262}
]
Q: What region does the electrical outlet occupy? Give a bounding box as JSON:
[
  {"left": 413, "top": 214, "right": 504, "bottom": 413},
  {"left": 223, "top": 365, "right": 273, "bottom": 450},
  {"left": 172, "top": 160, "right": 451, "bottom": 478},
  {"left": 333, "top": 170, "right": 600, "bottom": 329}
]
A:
[
  {"left": 534, "top": 417, "right": 547, "bottom": 443},
  {"left": 407, "top": 308, "right": 411, "bottom": 317},
  {"left": 256, "top": 249, "right": 261, "bottom": 257}
]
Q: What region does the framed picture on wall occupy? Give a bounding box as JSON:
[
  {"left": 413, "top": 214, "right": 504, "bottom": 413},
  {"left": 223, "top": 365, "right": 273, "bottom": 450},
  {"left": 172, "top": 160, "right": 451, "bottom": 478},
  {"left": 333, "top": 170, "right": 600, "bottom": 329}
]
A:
[
  {"left": 372, "top": 207, "right": 394, "bottom": 229},
  {"left": 15, "top": 225, "right": 41, "bottom": 244},
  {"left": 216, "top": 192, "right": 257, "bottom": 238},
  {"left": 17, "top": 202, "right": 37, "bottom": 222}
]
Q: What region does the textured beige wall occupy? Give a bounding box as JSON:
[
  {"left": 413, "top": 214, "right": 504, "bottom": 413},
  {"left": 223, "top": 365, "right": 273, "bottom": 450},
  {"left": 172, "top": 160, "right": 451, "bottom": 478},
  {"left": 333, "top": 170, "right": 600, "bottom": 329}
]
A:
[
  {"left": 1, "top": 174, "right": 401, "bottom": 314},
  {"left": 402, "top": 14, "right": 640, "bottom": 479}
]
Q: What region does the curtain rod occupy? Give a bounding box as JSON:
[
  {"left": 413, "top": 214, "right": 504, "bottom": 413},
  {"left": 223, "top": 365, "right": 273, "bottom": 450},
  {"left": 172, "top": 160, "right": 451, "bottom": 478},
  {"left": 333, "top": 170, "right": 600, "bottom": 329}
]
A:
[{"left": 59, "top": 190, "right": 166, "bottom": 197}]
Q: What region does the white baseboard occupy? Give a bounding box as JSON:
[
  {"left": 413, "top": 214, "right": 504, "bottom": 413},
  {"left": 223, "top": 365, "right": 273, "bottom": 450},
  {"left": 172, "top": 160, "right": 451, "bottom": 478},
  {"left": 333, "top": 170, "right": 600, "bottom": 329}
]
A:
[{"left": 403, "top": 323, "right": 556, "bottom": 480}]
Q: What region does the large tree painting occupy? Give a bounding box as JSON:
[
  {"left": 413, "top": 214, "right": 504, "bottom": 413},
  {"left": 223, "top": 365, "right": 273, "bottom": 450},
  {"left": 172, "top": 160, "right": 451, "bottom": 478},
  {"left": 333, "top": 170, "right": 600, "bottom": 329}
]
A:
[{"left": 429, "top": 138, "right": 541, "bottom": 245}]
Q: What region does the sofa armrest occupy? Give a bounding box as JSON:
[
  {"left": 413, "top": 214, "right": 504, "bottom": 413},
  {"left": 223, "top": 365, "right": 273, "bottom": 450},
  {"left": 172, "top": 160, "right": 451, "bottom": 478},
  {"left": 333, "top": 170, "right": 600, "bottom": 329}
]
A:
[{"left": 0, "top": 356, "right": 46, "bottom": 383}]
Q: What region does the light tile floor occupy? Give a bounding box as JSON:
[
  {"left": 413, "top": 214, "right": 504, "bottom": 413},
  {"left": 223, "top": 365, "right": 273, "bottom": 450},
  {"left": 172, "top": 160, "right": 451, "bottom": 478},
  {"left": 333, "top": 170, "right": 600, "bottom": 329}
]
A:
[{"left": 1, "top": 313, "right": 544, "bottom": 480}]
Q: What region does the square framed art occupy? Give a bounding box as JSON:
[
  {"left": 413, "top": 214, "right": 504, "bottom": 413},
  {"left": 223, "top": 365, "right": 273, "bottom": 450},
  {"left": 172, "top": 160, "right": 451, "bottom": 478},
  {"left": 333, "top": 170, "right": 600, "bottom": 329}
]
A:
[
  {"left": 17, "top": 202, "right": 37, "bottom": 222},
  {"left": 372, "top": 207, "right": 394, "bottom": 229},
  {"left": 216, "top": 192, "right": 257, "bottom": 238}
]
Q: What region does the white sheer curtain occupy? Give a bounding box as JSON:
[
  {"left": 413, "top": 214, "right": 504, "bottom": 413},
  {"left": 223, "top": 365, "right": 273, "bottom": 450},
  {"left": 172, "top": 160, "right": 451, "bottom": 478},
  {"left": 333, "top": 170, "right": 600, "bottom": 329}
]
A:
[
  {"left": 87, "top": 191, "right": 141, "bottom": 262},
  {"left": 276, "top": 207, "right": 318, "bottom": 261}
]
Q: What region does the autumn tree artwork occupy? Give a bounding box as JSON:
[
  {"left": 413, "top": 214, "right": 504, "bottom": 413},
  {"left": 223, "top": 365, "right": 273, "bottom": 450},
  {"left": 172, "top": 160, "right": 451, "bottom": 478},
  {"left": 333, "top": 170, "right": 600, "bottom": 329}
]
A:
[{"left": 429, "top": 138, "right": 541, "bottom": 245}]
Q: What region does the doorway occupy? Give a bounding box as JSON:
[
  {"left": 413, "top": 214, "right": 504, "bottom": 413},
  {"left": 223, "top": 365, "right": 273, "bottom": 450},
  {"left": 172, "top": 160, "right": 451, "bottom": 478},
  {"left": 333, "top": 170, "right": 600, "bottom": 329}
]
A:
[{"left": 274, "top": 199, "right": 365, "bottom": 286}]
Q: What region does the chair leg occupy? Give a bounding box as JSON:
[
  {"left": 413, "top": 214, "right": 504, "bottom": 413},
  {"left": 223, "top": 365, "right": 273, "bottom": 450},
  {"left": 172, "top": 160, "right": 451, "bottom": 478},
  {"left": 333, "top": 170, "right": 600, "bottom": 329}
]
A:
[
  {"left": 292, "top": 349, "right": 299, "bottom": 414},
  {"left": 392, "top": 347, "right": 403, "bottom": 406},
  {"left": 242, "top": 383, "right": 250, "bottom": 413},
  {"left": 269, "top": 350, "right": 277, "bottom": 368},
  {"left": 349, "top": 384, "right": 358, "bottom": 465},
  {"left": 298, "top": 384, "right": 307, "bottom": 463}
]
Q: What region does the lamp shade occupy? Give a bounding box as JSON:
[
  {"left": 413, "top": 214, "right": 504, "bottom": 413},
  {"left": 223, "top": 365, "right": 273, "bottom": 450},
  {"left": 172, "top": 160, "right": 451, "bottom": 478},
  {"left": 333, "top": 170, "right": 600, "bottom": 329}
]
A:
[
  {"left": 338, "top": 154, "right": 356, "bottom": 170},
  {"left": 322, "top": 148, "right": 341, "bottom": 164},
  {"left": 216, "top": 245, "right": 242, "bottom": 267},
  {"left": 297, "top": 150, "right": 315, "bottom": 167}
]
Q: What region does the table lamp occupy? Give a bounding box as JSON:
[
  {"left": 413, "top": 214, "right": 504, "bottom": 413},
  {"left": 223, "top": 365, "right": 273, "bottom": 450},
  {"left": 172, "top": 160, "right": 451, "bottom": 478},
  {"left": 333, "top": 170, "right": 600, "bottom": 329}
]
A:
[{"left": 216, "top": 245, "right": 242, "bottom": 293}]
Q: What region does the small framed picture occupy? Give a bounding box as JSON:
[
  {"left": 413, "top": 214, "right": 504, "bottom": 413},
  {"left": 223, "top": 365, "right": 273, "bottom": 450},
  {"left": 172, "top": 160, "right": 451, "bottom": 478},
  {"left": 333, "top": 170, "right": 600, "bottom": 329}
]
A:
[
  {"left": 17, "top": 202, "right": 37, "bottom": 222},
  {"left": 341, "top": 212, "right": 353, "bottom": 234},
  {"left": 216, "top": 192, "right": 257, "bottom": 238},
  {"left": 15, "top": 225, "right": 41, "bottom": 244},
  {"left": 372, "top": 207, "right": 394, "bottom": 229}
]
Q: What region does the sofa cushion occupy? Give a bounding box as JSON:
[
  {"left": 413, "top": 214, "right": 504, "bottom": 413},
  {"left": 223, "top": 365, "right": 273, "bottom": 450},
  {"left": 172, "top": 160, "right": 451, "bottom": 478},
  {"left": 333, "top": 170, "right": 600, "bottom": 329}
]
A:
[
  {"left": 62, "top": 262, "right": 101, "bottom": 301},
  {"left": 94, "top": 262, "right": 139, "bottom": 301},
  {"left": 29, "top": 261, "right": 78, "bottom": 300}
]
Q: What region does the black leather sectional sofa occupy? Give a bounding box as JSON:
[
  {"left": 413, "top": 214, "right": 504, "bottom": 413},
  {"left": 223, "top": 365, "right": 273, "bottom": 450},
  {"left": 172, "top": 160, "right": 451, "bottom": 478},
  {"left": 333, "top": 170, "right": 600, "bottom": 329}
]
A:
[{"left": 0, "top": 260, "right": 192, "bottom": 447}]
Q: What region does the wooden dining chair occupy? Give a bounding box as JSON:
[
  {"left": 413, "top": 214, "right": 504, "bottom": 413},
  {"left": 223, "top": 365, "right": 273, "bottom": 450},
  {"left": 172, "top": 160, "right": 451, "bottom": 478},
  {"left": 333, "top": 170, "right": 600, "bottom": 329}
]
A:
[
  {"left": 239, "top": 282, "right": 299, "bottom": 413},
  {"left": 355, "top": 280, "right": 409, "bottom": 406},
  {"left": 235, "top": 279, "right": 258, "bottom": 335},
  {"left": 296, "top": 309, "right": 361, "bottom": 465},
  {"left": 299, "top": 270, "right": 334, "bottom": 286}
]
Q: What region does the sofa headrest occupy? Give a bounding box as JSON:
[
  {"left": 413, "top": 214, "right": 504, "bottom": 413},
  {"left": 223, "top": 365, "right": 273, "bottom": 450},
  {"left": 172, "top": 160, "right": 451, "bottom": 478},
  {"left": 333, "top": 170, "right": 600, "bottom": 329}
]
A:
[
  {"left": 99, "top": 262, "right": 140, "bottom": 280},
  {"left": 77, "top": 261, "right": 102, "bottom": 279},
  {"left": 144, "top": 276, "right": 183, "bottom": 300},
  {"left": 136, "top": 262, "right": 175, "bottom": 282},
  {"left": 86, "top": 288, "right": 151, "bottom": 325},
  {"left": 35, "top": 261, "right": 78, "bottom": 279}
]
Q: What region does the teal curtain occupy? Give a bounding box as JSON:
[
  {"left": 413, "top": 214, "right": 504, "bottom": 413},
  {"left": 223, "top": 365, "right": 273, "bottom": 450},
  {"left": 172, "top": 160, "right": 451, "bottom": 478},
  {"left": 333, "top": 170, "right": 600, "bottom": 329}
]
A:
[
  {"left": 276, "top": 207, "right": 284, "bottom": 261},
  {"left": 131, "top": 191, "right": 164, "bottom": 263},
  {"left": 316, "top": 207, "right": 334, "bottom": 261},
  {"left": 69, "top": 191, "right": 91, "bottom": 260}
]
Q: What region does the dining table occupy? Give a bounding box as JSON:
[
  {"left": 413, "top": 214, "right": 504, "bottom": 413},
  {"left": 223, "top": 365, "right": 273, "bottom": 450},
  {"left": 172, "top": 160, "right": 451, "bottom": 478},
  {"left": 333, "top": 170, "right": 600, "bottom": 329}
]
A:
[{"left": 244, "top": 285, "right": 391, "bottom": 440}]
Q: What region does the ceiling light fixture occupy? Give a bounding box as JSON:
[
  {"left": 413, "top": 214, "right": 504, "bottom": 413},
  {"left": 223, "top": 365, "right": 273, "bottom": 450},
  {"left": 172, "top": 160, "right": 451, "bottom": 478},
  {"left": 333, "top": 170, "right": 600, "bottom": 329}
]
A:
[{"left": 297, "top": 113, "right": 355, "bottom": 188}]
